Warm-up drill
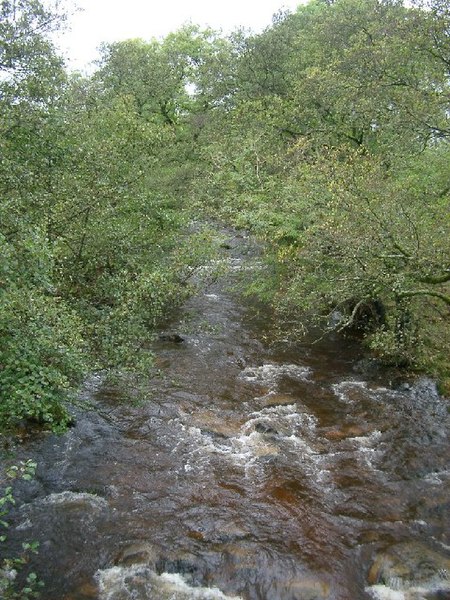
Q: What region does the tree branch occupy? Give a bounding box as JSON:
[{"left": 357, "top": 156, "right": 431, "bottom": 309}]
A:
[
  {"left": 398, "top": 289, "right": 450, "bottom": 306},
  {"left": 416, "top": 272, "right": 450, "bottom": 285}
]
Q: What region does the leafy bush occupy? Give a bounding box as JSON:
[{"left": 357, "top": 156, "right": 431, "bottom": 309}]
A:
[
  {"left": 0, "top": 461, "right": 43, "bottom": 599},
  {"left": 0, "top": 288, "right": 88, "bottom": 430}
]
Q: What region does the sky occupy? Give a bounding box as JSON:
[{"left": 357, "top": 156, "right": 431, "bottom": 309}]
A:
[{"left": 57, "top": 0, "right": 302, "bottom": 71}]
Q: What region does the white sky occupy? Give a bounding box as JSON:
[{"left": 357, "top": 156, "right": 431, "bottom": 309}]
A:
[{"left": 57, "top": 0, "right": 302, "bottom": 71}]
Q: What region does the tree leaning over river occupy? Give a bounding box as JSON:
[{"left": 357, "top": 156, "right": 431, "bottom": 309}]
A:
[{"left": 191, "top": 0, "right": 450, "bottom": 383}]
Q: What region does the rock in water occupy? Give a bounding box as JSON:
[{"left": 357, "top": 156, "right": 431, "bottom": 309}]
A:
[
  {"left": 158, "top": 333, "right": 185, "bottom": 343},
  {"left": 367, "top": 542, "right": 450, "bottom": 599}
]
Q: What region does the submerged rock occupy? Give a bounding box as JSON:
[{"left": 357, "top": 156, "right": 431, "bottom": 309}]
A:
[
  {"left": 284, "top": 577, "right": 331, "bottom": 600},
  {"left": 367, "top": 542, "right": 450, "bottom": 599},
  {"left": 254, "top": 422, "right": 279, "bottom": 436},
  {"left": 158, "top": 333, "right": 185, "bottom": 343},
  {"left": 259, "top": 392, "right": 298, "bottom": 407},
  {"left": 324, "top": 424, "right": 371, "bottom": 441},
  {"left": 116, "top": 542, "right": 158, "bottom": 567}
]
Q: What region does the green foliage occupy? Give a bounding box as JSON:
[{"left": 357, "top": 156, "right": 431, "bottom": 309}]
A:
[
  {"left": 0, "top": 287, "right": 88, "bottom": 429},
  {"left": 193, "top": 0, "right": 449, "bottom": 377},
  {"left": 0, "top": 0, "right": 88, "bottom": 431},
  {"left": 0, "top": 3, "right": 219, "bottom": 432},
  {"left": 0, "top": 460, "right": 43, "bottom": 599},
  {"left": 96, "top": 25, "right": 227, "bottom": 125},
  {"left": 0, "top": 0, "right": 66, "bottom": 102}
]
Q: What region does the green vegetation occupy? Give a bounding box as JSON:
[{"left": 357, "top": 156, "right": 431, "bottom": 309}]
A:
[
  {"left": 191, "top": 0, "right": 450, "bottom": 384},
  {"left": 0, "top": 460, "right": 43, "bottom": 598},
  {"left": 1, "top": 0, "right": 448, "bottom": 432},
  {"left": 0, "top": 2, "right": 220, "bottom": 430}
]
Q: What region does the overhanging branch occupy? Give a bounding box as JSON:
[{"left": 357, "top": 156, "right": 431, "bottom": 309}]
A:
[{"left": 398, "top": 289, "right": 450, "bottom": 306}]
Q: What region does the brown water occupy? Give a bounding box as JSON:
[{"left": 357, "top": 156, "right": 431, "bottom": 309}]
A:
[{"left": 2, "top": 232, "right": 449, "bottom": 600}]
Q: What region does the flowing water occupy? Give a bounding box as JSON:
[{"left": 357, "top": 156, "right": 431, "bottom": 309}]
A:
[{"left": 1, "top": 232, "right": 449, "bottom": 600}]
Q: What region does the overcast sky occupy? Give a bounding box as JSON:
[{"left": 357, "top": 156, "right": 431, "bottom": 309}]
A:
[{"left": 57, "top": 0, "right": 302, "bottom": 71}]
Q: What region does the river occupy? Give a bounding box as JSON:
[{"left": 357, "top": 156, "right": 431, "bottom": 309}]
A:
[{"left": 1, "top": 230, "right": 449, "bottom": 600}]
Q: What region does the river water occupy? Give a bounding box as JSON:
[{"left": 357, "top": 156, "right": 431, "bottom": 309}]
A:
[{"left": 2, "top": 232, "right": 449, "bottom": 600}]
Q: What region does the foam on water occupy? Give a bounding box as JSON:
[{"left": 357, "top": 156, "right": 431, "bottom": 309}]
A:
[
  {"left": 18, "top": 491, "right": 109, "bottom": 532},
  {"left": 366, "top": 585, "right": 405, "bottom": 600},
  {"left": 366, "top": 553, "right": 450, "bottom": 600},
  {"left": 423, "top": 469, "right": 450, "bottom": 485},
  {"left": 3, "top": 230, "right": 449, "bottom": 600},
  {"left": 175, "top": 403, "right": 334, "bottom": 486},
  {"left": 332, "top": 380, "right": 370, "bottom": 403},
  {"left": 37, "top": 491, "right": 108, "bottom": 511},
  {"left": 243, "top": 404, "right": 318, "bottom": 434},
  {"left": 351, "top": 430, "right": 383, "bottom": 470},
  {"left": 332, "top": 380, "right": 401, "bottom": 405},
  {"left": 240, "top": 363, "right": 312, "bottom": 390},
  {"left": 96, "top": 566, "right": 243, "bottom": 600},
  {"left": 366, "top": 581, "right": 450, "bottom": 600},
  {"left": 227, "top": 257, "right": 262, "bottom": 272},
  {"left": 179, "top": 426, "right": 279, "bottom": 476},
  {"left": 179, "top": 404, "right": 317, "bottom": 464},
  {"left": 198, "top": 256, "right": 259, "bottom": 275}
]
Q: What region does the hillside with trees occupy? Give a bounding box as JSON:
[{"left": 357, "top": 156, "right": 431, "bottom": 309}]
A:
[{"left": 1, "top": 0, "right": 449, "bottom": 432}]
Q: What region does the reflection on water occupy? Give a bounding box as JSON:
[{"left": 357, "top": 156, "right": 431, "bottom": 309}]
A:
[{"left": 2, "top": 233, "right": 449, "bottom": 600}]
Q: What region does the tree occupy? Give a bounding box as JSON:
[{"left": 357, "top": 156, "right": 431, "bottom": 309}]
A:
[
  {"left": 0, "top": 0, "right": 66, "bottom": 101},
  {"left": 194, "top": 0, "right": 449, "bottom": 379},
  {"left": 0, "top": 0, "right": 88, "bottom": 429}
]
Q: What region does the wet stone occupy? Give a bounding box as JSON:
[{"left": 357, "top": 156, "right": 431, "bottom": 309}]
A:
[
  {"left": 367, "top": 542, "right": 450, "bottom": 597},
  {"left": 158, "top": 333, "right": 185, "bottom": 343},
  {"left": 324, "top": 424, "right": 370, "bottom": 441},
  {"left": 358, "top": 530, "right": 382, "bottom": 544},
  {"left": 284, "top": 578, "right": 331, "bottom": 600},
  {"left": 116, "top": 542, "right": 158, "bottom": 567},
  {"left": 201, "top": 428, "right": 229, "bottom": 440},
  {"left": 255, "top": 422, "right": 279, "bottom": 436},
  {"left": 155, "top": 555, "right": 200, "bottom": 579},
  {"left": 222, "top": 543, "right": 258, "bottom": 565},
  {"left": 66, "top": 581, "right": 99, "bottom": 599},
  {"left": 259, "top": 393, "right": 298, "bottom": 407},
  {"left": 188, "top": 410, "right": 246, "bottom": 438},
  {"left": 212, "top": 523, "right": 249, "bottom": 544}
]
